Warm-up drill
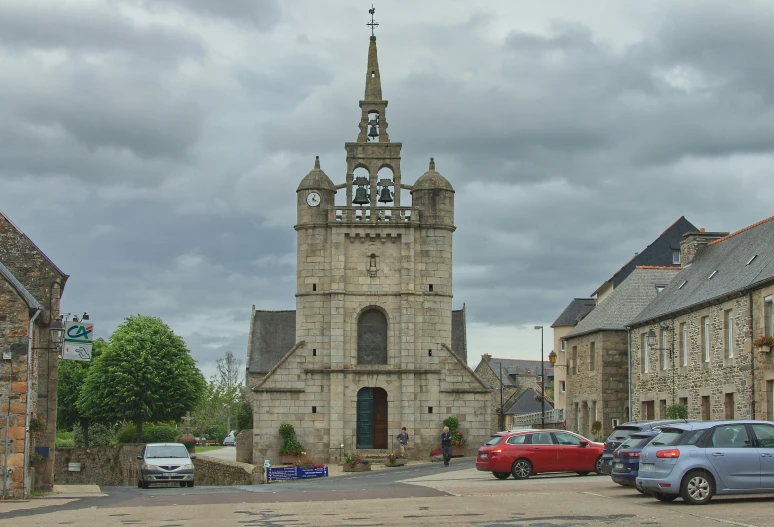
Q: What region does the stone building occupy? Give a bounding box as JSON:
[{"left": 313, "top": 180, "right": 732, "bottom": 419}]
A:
[
  {"left": 629, "top": 217, "right": 774, "bottom": 422},
  {"left": 473, "top": 355, "right": 553, "bottom": 431},
  {"left": 503, "top": 387, "right": 555, "bottom": 430},
  {"left": 0, "top": 210, "right": 67, "bottom": 497},
  {"left": 563, "top": 267, "right": 680, "bottom": 439},
  {"left": 246, "top": 35, "right": 491, "bottom": 464},
  {"left": 551, "top": 298, "right": 596, "bottom": 411}
]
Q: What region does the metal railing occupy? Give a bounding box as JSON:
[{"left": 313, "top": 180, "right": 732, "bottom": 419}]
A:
[{"left": 511, "top": 408, "right": 565, "bottom": 427}]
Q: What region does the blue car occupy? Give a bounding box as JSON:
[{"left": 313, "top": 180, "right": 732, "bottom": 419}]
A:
[
  {"left": 610, "top": 431, "right": 658, "bottom": 490},
  {"left": 636, "top": 420, "right": 774, "bottom": 504}
]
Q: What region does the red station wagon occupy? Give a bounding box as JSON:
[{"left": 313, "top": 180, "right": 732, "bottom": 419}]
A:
[{"left": 476, "top": 429, "right": 605, "bottom": 480}]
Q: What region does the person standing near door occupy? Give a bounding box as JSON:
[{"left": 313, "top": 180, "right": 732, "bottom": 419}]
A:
[
  {"left": 397, "top": 427, "right": 409, "bottom": 456},
  {"left": 440, "top": 426, "right": 452, "bottom": 466}
]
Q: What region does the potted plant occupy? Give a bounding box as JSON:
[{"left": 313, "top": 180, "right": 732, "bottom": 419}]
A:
[
  {"left": 29, "top": 453, "right": 46, "bottom": 472},
  {"left": 178, "top": 436, "right": 197, "bottom": 453},
  {"left": 343, "top": 452, "right": 371, "bottom": 472},
  {"left": 385, "top": 451, "right": 407, "bottom": 467},
  {"left": 29, "top": 416, "right": 47, "bottom": 439},
  {"left": 444, "top": 416, "right": 466, "bottom": 457},
  {"left": 753, "top": 335, "right": 774, "bottom": 353},
  {"left": 292, "top": 455, "right": 328, "bottom": 479},
  {"left": 278, "top": 423, "right": 305, "bottom": 464},
  {"left": 429, "top": 449, "right": 444, "bottom": 462}
]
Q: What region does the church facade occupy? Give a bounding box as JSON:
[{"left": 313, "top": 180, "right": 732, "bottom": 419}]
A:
[{"left": 246, "top": 35, "right": 492, "bottom": 464}]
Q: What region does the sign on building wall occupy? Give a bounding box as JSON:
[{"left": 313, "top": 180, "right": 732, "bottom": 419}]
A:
[{"left": 62, "top": 322, "right": 94, "bottom": 362}]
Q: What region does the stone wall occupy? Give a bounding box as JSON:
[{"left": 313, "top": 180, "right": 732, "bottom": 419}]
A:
[
  {"left": 236, "top": 429, "right": 253, "bottom": 464},
  {"left": 473, "top": 359, "right": 519, "bottom": 432},
  {"left": 55, "top": 445, "right": 259, "bottom": 486},
  {"left": 565, "top": 330, "right": 628, "bottom": 440},
  {"left": 631, "top": 287, "right": 774, "bottom": 421}
]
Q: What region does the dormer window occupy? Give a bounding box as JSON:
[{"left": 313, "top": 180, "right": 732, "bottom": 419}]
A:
[
  {"left": 672, "top": 249, "right": 681, "bottom": 265},
  {"left": 655, "top": 285, "right": 665, "bottom": 293}
]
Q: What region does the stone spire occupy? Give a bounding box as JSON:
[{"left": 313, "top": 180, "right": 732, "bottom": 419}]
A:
[{"left": 364, "top": 36, "right": 383, "bottom": 101}]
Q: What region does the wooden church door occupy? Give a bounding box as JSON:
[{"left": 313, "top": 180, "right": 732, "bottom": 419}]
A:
[{"left": 356, "top": 387, "right": 388, "bottom": 449}]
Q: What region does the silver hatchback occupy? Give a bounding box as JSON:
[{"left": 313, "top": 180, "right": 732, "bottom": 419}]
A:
[
  {"left": 137, "top": 443, "right": 196, "bottom": 489},
  {"left": 636, "top": 420, "right": 774, "bottom": 504}
]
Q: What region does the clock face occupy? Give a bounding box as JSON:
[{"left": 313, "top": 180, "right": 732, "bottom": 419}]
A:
[{"left": 306, "top": 192, "right": 321, "bottom": 207}]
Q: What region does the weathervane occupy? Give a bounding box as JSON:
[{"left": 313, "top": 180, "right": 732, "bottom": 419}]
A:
[{"left": 367, "top": 5, "right": 379, "bottom": 36}]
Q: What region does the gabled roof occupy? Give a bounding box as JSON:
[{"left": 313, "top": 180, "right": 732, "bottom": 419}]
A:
[
  {"left": 0, "top": 261, "right": 42, "bottom": 311},
  {"left": 630, "top": 215, "right": 774, "bottom": 326},
  {"left": 566, "top": 267, "right": 681, "bottom": 339},
  {"left": 247, "top": 307, "right": 469, "bottom": 374},
  {"left": 591, "top": 216, "right": 696, "bottom": 297},
  {"left": 0, "top": 209, "right": 69, "bottom": 282},
  {"left": 485, "top": 358, "right": 554, "bottom": 387},
  {"left": 551, "top": 298, "right": 596, "bottom": 328},
  {"left": 504, "top": 387, "right": 554, "bottom": 416}
]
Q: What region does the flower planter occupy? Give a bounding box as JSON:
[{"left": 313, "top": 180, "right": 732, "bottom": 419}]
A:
[
  {"left": 281, "top": 454, "right": 301, "bottom": 465},
  {"left": 385, "top": 457, "right": 407, "bottom": 467},
  {"left": 760, "top": 345, "right": 772, "bottom": 353},
  {"left": 343, "top": 463, "right": 371, "bottom": 472},
  {"left": 451, "top": 446, "right": 465, "bottom": 457},
  {"left": 430, "top": 454, "right": 444, "bottom": 462}
]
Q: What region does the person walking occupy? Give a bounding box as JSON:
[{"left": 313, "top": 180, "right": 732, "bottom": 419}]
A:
[
  {"left": 397, "top": 427, "right": 409, "bottom": 456},
  {"left": 440, "top": 426, "right": 452, "bottom": 467}
]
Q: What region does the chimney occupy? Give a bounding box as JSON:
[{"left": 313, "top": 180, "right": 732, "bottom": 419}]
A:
[
  {"left": 680, "top": 230, "right": 728, "bottom": 267},
  {"left": 482, "top": 353, "right": 491, "bottom": 362}
]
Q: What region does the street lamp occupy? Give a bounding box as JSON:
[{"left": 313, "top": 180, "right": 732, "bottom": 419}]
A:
[{"left": 534, "top": 325, "right": 545, "bottom": 429}]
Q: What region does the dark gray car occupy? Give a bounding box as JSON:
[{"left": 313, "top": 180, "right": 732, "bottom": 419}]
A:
[
  {"left": 137, "top": 443, "right": 196, "bottom": 488},
  {"left": 600, "top": 420, "right": 693, "bottom": 475}
]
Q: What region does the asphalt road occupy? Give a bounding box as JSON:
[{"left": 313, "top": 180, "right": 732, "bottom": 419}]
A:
[{"left": 4, "top": 459, "right": 774, "bottom": 526}]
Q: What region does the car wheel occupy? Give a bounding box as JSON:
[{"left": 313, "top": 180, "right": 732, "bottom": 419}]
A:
[
  {"left": 576, "top": 471, "right": 589, "bottom": 476},
  {"left": 511, "top": 459, "right": 532, "bottom": 480},
  {"left": 653, "top": 492, "right": 678, "bottom": 502},
  {"left": 594, "top": 456, "right": 604, "bottom": 475},
  {"left": 187, "top": 481, "right": 194, "bottom": 488},
  {"left": 179, "top": 482, "right": 186, "bottom": 488},
  {"left": 680, "top": 470, "right": 714, "bottom": 505},
  {"left": 141, "top": 480, "right": 149, "bottom": 489},
  {"left": 137, "top": 479, "right": 142, "bottom": 489},
  {"left": 492, "top": 472, "right": 510, "bottom": 480}
]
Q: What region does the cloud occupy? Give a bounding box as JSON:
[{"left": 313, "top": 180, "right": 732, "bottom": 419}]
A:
[{"left": 149, "top": 0, "right": 283, "bottom": 30}]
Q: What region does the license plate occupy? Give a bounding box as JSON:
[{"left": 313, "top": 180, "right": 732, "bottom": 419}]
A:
[
  {"left": 479, "top": 453, "right": 488, "bottom": 458},
  {"left": 641, "top": 463, "right": 655, "bottom": 472},
  {"left": 614, "top": 463, "right": 624, "bottom": 469},
  {"left": 163, "top": 472, "right": 174, "bottom": 477}
]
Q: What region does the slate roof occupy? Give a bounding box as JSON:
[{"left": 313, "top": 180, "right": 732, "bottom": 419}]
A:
[
  {"left": 485, "top": 359, "right": 554, "bottom": 387},
  {"left": 0, "top": 261, "right": 42, "bottom": 311},
  {"left": 592, "top": 216, "right": 697, "bottom": 296},
  {"left": 504, "top": 387, "right": 554, "bottom": 415},
  {"left": 565, "top": 267, "right": 681, "bottom": 339},
  {"left": 630, "top": 215, "right": 774, "bottom": 326},
  {"left": 0, "top": 209, "right": 69, "bottom": 282},
  {"left": 551, "top": 298, "right": 596, "bottom": 328},
  {"left": 247, "top": 307, "right": 469, "bottom": 374}
]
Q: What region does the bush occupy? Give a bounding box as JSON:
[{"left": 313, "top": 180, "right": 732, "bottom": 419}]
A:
[
  {"left": 204, "top": 424, "right": 227, "bottom": 445},
  {"left": 73, "top": 422, "right": 116, "bottom": 447},
  {"left": 115, "top": 423, "right": 177, "bottom": 443},
  {"left": 236, "top": 400, "right": 253, "bottom": 432},
  {"left": 278, "top": 423, "right": 304, "bottom": 456},
  {"left": 56, "top": 430, "right": 74, "bottom": 448},
  {"left": 665, "top": 404, "right": 689, "bottom": 419}
]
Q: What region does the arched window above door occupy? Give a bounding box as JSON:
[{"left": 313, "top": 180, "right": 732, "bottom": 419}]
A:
[{"left": 357, "top": 309, "right": 387, "bottom": 364}]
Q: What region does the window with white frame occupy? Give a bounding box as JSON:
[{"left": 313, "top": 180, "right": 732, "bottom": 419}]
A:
[
  {"left": 703, "top": 316, "right": 710, "bottom": 362},
  {"left": 672, "top": 249, "right": 680, "bottom": 265},
  {"left": 766, "top": 296, "right": 773, "bottom": 337},
  {"left": 589, "top": 342, "right": 596, "bottom": 371},
  {"left": 724, "top": 309, "right": 734, "bottom": 359},
  {"left": 681, "top": 323, "right": 687, "bottom": 366},
  {"left": 560, "top": 339, "right": 566, "bottom": 352},
  {"left": 642, "top": 333, "right": 650, "bottom": 373},
  {"left": 662, "top": 330, "right": 669, "bottom": 370}
]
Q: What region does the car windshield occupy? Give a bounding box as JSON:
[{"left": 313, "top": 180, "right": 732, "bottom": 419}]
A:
[
  {"left": 649, "top": 428, "right": 685, "bottom": 446},
  {"left": 146, "top": 445, "right": 190, "bottom": 459},
  {"left": 485, "top": 436, "right": 504, "bottom": 446},
  {"left": 606, "top": 426, "right": 640, "bottom": 442},
  {"left": 619, "top": 435, "right": 654, "bottom": 449}
]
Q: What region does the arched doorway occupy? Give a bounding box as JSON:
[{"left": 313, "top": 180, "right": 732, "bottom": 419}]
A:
[{"left": 356, "top": 387, "right": 388, "bottom": 449}]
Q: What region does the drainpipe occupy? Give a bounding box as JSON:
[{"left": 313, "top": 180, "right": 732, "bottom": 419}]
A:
[
  {"left": 749, "top": 291, "right": 755, "bottom": 419},
  {"left": 625, "top": 326, "right": 632, "bottom": 421},
  {"left": 22, "top": 308, "right": 41, "bottom": 499}
]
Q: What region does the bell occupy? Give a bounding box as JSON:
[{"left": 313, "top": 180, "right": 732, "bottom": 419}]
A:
[
  {"left": 377, "top": 187, "right": 393, "bottom": 203},
  {"left": 368, "top": 125, "right": 379, "bottom": 139},
  {"left": 353, "top": 187, "right": 370, "bottom": 205}
]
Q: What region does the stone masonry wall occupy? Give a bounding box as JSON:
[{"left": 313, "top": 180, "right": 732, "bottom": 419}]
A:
[
  {"left": 752, "top": 284, "right": 774, "bottom": 419},
  {"left": 473, "top": 360, "right": 519, "bottom": 433},
  {"left": 565, "top": 330, "right": 628, "bottom": 440},
  {"left": 631, "top": 294, "right": 753, "bottom": 421}
]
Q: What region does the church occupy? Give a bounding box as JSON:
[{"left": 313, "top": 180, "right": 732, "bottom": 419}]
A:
[{"left": 246, "top": 29, "right": 492, "bottom": 464}]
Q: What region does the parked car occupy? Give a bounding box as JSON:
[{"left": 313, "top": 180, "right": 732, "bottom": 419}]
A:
[
  {"left": 610, "top": 431, "right": 659, "bottom": 490},
  {"left": 222, "top": 434, "right": 236, "bottom": 446},
  {"left": 599, "top": 420, "right": 693, "bottom": 475},
  {"left": 476, "top": 429, "right": 604, "bottom": 480},
  {"left": 137, "top": 443, "right": 196, "bottom": 489},
  {"left": 636, "top": 420, "right": 774, "bottom": 504}
]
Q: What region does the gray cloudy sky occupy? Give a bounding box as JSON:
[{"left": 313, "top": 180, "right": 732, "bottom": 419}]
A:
[{"left": 2, "top": 0, "right": 774, "bottom": 378}]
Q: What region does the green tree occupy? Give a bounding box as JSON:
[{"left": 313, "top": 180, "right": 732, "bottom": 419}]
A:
[
  {"left": 77, "top": 315, "right": 206, "bottom": 442},
  {"left": 665, "top": 404, "right": 689, "bottom": 419},
  {"left": 56, "top": 338, "right": 107, "bottom": 447},
  {"left": 215, "top": 351, "right": 244, "bottom": 432},
  {"left": 191, "top": 378, "right": 240, "bottom": 442}
]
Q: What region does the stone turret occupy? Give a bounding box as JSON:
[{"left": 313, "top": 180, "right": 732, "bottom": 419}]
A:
[{"left": 411, "top": 157, "right": 455, "bottom": 227}]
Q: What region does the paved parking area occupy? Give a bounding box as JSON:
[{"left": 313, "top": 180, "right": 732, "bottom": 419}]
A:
[{"left": 3, "top": 462, "right": 774, "bottom": 526}]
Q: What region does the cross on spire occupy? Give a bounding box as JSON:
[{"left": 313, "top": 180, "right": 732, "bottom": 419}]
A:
[{"left": 367, "top": 5, "right": 379, "bottom": 36}]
